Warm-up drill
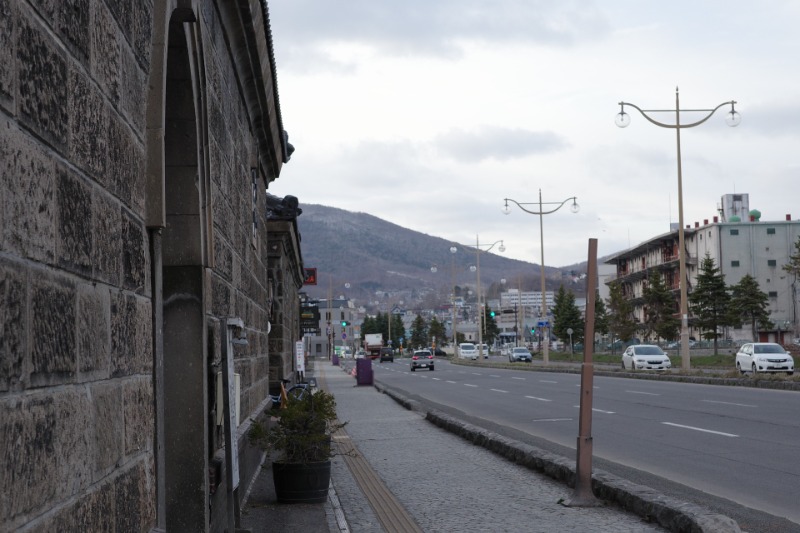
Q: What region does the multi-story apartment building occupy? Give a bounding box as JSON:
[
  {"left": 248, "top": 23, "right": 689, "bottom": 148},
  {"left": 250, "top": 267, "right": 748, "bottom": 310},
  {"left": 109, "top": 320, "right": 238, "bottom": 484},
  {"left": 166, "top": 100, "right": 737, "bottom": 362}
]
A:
[{"left": 605, "top": 194, "right": 799, "bottom": 343}]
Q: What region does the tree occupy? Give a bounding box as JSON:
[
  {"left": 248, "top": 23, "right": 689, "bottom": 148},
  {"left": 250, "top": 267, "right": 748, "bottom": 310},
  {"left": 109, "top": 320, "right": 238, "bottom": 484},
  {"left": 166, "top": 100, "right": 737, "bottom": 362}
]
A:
[
  {"left": 483, "top": 306, "right": 500, "bottom": 345},
  {"left": 642, "top": 270, "right": 679, "bottom": 343},
  {"left": 728, "top": 274, "right": 773, "bottom": 342},
  {"left": 593, "top": 290, "right": 609, "bottom": 340},
  {"left": 606, "top": 281, "right": 637, "bottom": 349},
  {"left": 409, "top": 314, "right": 427, "bottom": 349},
  {"left": 689, "top": 254, "right": 731, "bottom": 354},
  {"left": 428, "top": 316, "right": 447, "bottom": 347},
  {"left": 390, "top": 313, "right": 405, "bottom": 349},
  {"left": 552, "top": 285, "right": 584, "bottom": 346}
]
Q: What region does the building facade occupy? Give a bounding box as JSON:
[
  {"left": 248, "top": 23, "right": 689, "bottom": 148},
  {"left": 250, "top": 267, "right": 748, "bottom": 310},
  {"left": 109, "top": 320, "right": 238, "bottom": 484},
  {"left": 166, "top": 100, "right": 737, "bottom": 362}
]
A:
[
  {"left": 1, "top": 1, "right": 299, "bottom": 531},
  {"left": 605, "top": 194, "right": 799, "bottom": 343}
]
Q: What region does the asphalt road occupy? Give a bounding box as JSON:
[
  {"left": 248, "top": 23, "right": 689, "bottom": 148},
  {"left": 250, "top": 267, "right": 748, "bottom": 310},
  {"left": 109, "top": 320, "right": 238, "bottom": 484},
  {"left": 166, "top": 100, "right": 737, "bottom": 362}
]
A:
[{"left": 370, "top": 357, "right": 800, "bottom": 532}]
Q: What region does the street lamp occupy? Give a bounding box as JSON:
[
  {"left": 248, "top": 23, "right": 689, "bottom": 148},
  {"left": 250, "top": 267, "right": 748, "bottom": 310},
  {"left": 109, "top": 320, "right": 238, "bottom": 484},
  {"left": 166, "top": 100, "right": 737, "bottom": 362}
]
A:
[
  {"left": 502, "top": 191, "right": 579, "bottom": 364},
  {"left": 615, "top": 88, "right": 740, "bottom": 371},
  {"left": 453, "top": 236, "right": 505, "bottom": 358},
  {"left": 450, "top": 246, "right": 458, "bottom": 354}
]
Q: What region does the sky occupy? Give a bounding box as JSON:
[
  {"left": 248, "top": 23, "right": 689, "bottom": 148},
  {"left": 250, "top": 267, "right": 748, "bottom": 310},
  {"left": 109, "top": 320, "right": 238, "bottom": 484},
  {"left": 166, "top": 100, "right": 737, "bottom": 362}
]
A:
[{"left": 267, "top": 0, "right": 800, "bottom": 267}]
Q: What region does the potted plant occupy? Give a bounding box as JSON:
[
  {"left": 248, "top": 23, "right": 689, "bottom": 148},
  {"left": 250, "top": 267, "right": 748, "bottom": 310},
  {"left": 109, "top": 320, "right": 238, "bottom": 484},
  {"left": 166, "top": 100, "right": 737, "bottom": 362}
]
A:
[{"left": 250, "top": 389, "right": 346, "bottom": 503}]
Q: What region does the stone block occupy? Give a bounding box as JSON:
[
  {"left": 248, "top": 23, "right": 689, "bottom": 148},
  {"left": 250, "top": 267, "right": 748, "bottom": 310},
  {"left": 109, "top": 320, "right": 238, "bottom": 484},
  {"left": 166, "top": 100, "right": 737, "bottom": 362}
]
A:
[
  {"left": 107, "top": 114, "right": 136, "bottom": 208},
  {"left": 0, "top": 390, "right": 92, "bottom": 522},
  {"left": 90, "top": 0, "right": 120, "bottom": 104},
  {"left": 122, "top": 212, "right": 147, "bottom": 293},
  {"left": 18, "top": 11, "right": 68, "bottom": 149},
  {"left": 91, "top": 382, "right": 124, "bottom": 475},
  {"left": 58, "top": 0, "right": 90, "bottom": 61},
  {"left": 211, "top": 275, "right": 232, "bottom": 317},
  {"left": 68, "top": 66, "right": 108, "bottom": 181},
  {"left": 120, "top": 42, "right": 147, "bottom": 134},
  {"left": 122, "top": 377, "right": 154, "bottom": 456},
  {"left": 110, "top": 292, "right": 152, "bottom": 377},
  {"left": 30, "top": 276, "right": 76, "bottom": 385},
  {"left": 92, "top": 192, "right": 121, "bottom": 286},
  {"left": 0, "top": 115, "right": 56, "bottom": 264},
  {"left": 76, "top": 282, "right": 110, "bottom": 376},
  {"left": 0, "top": 259, "right": 27, "bottom": 392},
  {"left": 0, "top": 0, "right": 17, "bottom": 110},
  {"left": 114, "top": 461, "right": 156, "bottom": 533},
  {"left": 26, "top": 481, "right": 115, "bottom": 533},
  {"left": 56, "top": 165, "right": 94, "bottom": 276}
]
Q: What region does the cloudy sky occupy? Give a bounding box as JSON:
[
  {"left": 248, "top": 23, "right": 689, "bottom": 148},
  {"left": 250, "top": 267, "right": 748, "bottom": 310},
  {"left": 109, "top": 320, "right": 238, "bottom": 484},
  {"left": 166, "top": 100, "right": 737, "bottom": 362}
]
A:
[{"left": 267, "top": 1, "right": 800, "bottom": 267}]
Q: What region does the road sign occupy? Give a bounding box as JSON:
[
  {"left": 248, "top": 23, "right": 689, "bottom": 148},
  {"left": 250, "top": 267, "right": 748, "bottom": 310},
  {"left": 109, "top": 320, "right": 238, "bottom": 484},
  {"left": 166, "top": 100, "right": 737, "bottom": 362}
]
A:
[
  {"left": 537, "top": 320, "right": 549, "bottom": 327},
  {"left": 342, "top": 333, "right": 347, "bottom": 339}
]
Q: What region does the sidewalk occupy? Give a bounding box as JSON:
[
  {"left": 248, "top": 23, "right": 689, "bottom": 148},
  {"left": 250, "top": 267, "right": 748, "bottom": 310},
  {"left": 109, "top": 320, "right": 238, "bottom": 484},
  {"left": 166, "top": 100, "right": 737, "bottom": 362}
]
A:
[{"left": 240, "top": 359, "right": 737, "bottom": 532}]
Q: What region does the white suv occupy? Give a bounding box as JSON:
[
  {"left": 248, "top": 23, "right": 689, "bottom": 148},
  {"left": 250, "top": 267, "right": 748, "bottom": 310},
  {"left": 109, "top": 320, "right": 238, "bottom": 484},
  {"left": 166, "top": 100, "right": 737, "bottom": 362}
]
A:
[
  {"left": 736, "top": 343, "right": 794, "bottom": 375},
  {"left": 458, "top": 343, "right": 478, "bottom": 360}
]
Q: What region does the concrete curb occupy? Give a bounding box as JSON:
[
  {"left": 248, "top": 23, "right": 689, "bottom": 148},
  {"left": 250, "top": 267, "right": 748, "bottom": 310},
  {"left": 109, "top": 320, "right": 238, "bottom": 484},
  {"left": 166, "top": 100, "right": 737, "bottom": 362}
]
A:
[{"left": 374, "top": 381, "right": 741, "bottom": 533}]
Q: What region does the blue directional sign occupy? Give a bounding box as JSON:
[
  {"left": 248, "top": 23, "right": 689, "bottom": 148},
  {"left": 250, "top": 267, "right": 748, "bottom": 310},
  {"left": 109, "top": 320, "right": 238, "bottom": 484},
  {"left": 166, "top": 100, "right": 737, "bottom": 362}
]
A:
[{"left": 537, "top": 320, "right": 550, "bottom": 327}]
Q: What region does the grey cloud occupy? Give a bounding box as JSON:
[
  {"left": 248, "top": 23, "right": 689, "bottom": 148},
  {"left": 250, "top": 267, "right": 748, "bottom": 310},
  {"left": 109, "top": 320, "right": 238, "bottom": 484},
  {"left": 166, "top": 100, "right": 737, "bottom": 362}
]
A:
[
  {"left": 269, "top": 0, "right": 609, "bottom": 59},
  {"left": 435, "top": 127, "right": 568, "bottom": 162}
]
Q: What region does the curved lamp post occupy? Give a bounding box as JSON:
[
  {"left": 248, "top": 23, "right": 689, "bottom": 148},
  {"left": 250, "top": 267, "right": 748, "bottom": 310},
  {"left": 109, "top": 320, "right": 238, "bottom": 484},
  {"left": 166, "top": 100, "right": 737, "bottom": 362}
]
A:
[
  {"left": 450, "top": 246, "right": 458, "bottom": 354},
  {"left": 615, "top": 88, "right": 740, "bottom": 371},
  {"left": 502, "top": 191, "right": 579, "bottom": 364},
  {"left": 453, "top": 237, "right": 505, "bottom": 358}
]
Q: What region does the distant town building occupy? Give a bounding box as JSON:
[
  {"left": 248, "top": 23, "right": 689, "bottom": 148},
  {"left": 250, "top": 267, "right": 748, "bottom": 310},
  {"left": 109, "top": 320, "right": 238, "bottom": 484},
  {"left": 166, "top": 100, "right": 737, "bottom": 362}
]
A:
[{"left": 605, "top": 194, "right": 799, "bottom": 343}]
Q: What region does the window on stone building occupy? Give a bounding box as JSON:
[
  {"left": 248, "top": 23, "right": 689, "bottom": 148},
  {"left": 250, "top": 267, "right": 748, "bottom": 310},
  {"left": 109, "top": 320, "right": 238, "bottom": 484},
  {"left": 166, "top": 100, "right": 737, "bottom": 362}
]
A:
[
  {"left": 768, "top": 259, "right": 777, "bottom": 267},
  {"left": 769, "top": 291, "right": 778, "bottom": 298},
  {"left": 730, "top": 229, "right": 739, "bottom": 235},
  {"left": 767, "top": 227, "right": 776, "bottom": 235},
  {"left": 731, "top": 260, "right": 740, "bottom": 267}
]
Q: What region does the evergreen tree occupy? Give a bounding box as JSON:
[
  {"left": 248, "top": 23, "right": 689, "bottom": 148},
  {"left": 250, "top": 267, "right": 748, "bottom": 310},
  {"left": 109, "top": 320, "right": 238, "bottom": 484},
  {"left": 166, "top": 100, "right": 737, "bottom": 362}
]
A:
[
  {"left": 428, "top": 316, "right": 447, "bottom": 348},
  {"left": 594, "top": 290, "right": 609, "bottom": 339},
  {"left": 409, "top": 314, "right": 428, "bottom": 349},
  {"left": 483, "top": 306, "right": 500, "bottom": 345},
  {"left": 642, "top": 270, "right": 679, "bottom": 342},
  {"left": 390, "top": 313, "right": 405, "bottom": 349},
  {"left": 728, "top": 274, "right": 773, "bottom": 342},
  {"left": 606, "top": 281, "right": 637, "bottom": 349},
  {"left": 552, "top": 285, "right": 584, "bottom": 346},
  {"left": 689, "top": 254, "right": 731, "bottom": 354}
]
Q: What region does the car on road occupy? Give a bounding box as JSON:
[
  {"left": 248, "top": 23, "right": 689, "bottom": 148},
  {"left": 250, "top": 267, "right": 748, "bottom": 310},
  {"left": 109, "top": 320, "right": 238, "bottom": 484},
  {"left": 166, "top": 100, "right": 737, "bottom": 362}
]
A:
[
  {"left": 478, "top": 343, "right": 490, "bottom": 358},
  {"left": 429, "top": 347, "right": 446, "bottom": 356},
  {"left": 458, "top": 343, "right": 478, "bottom": 360},
  {"left": 508, "top": 346, "right": 532, "bottom": 363},
  {"left": 411, "top": 350, "right": 435, "bottom": 371},
  {"left": 379, "top": 347, "right": 394, "bottom": 363},
  {"left": 621, "top": 345, "right": 672, "bottom": 371},
  {"left": 735, "top": 342, "right": 794, "bottom": 375}
]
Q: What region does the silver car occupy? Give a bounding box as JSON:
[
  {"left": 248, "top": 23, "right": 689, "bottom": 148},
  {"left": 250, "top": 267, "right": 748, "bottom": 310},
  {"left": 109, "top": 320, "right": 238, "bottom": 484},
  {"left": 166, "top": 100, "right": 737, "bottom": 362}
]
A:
[
  {"left": 508, "top": 347, "right": 532, "bottom": 362},
  {"left": 621, "top": 345, "right": 671, "bottom": 371},
  {"left": 736, "top": 342, "right": 794, "bottom": 375},
  {"left": 411, "top": 350, "right": 435, "bottom": 371}
]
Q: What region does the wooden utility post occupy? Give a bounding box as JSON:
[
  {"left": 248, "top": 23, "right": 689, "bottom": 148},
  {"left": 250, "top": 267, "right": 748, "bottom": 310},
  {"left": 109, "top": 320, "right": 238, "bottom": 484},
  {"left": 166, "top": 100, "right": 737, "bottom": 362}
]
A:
[{"left": 565, "top": 239, "right": 600, "bottom": 507}]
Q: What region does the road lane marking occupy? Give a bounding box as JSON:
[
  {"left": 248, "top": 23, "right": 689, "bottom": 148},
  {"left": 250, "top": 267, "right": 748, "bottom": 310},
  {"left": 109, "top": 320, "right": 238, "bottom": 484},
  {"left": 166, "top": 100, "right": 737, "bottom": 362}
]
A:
[
  {"left": 626, "top": 390, "right": 660, "bottom": 396},
  {"left": 464, "top": 384, "right": 478, "bottom": 387},
  {"left": 574, "top": 406, "right": 616, "bottom": 414},
  {"left": 532, "top": 418, "right": 572, "bottom": 422},
  {"left": 490, "top": 389, "right": 508, "bottom": 393},
  {"left": 540, "top": 380, "right": 558, "bottom": 383},
  {"left": 511, "top": 377, "right": 525, "bottom": 380},
  {"left": 431, "top": 377, "right": 441, "bottom": 381},
  {"left": 490, "top": 374, "right": 501, "bottom": 378},
  {"left": 662, "top": 422, "right": 738, "bottom": 437},
  {"left": 525, "top": 395, "right": 552, "bottom": 402},
  {"left": 446, "top": 380, "right": 457, "bottom": 384},
  {"left": 702, "top": 400, "right": 756, "bottom": 408}
]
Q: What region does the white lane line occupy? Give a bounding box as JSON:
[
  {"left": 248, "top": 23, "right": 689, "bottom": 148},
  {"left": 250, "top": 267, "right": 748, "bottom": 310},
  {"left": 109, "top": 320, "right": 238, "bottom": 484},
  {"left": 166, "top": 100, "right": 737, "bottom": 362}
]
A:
[
  {"left": 490, "top": 374, "right": 501, "bottom": 378},
  {"left": 464, "top": 384, "right": 478, "bottom": 388},
  {"left": 511, "top": 377, "right": 526, "bottom": 380},
  {"left": 431, "top": 377, "right": 441, "bottom": 381},
  {"left": 575, "top": 406, "right": 616, "bottom": 414},
  {"left": 662, "top": 422, "right": 738, "bottom": 437},
  {"left": 702, "top": 400, "right": 756, "bottom": 408},
  {"left": 626, "top": 390, "right": 660, "bottom": 396},
  {"left": 471, "top": 372, "right": 482, "bottom": 375},
  {"left": 540, "top": 380, "right": 558, "bottom": 384},
  {"left": 532, "top": 418, "right": 572, "bottom": 422},
  {"left": 525, "top": 395, "right": 552, "bottom": 402},
  {"left": 490, "top": 389, "right": 509, "bottom": 393},
  {"left": 446, "top": 380, "right": 457, "bottom": 384}
]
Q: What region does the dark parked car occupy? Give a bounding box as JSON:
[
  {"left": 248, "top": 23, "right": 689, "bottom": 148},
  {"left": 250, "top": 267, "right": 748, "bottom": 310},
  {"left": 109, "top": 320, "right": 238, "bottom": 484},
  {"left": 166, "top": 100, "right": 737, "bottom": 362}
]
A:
[
  {"left": 429, "top": 347, "right": 446, "bottom": 356},
  {"left": 379, "top": 347, "right": 394, "bottom": 363}
]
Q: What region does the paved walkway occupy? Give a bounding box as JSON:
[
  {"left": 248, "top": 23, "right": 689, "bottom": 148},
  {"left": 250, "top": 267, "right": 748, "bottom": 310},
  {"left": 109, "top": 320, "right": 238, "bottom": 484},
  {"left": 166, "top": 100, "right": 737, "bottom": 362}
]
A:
[{"left": 241, "top": 358, "right": 672, "bottom": 532}]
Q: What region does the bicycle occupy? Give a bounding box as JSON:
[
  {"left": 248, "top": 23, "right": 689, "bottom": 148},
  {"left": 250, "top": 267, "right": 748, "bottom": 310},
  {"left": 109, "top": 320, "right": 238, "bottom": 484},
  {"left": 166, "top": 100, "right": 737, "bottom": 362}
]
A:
[{"left": 268, "top": 379, "right": 313, "bottom": 409}]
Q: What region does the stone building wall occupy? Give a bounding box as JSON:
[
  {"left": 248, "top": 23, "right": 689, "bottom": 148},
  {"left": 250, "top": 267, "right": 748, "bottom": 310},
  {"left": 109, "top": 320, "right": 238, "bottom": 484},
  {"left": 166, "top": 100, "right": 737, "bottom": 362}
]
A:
[{"left": 0, "top": 1, "right": 290, "bottom": 531}]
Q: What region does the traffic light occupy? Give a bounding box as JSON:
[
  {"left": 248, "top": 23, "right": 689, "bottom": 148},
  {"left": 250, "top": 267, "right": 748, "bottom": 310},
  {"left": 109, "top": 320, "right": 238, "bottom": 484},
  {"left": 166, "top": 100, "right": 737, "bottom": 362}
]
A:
[
  {"left": 530, "top": 326, "right": 536, "bottom": 335},
  {"left": 341, "top": 320, "right": 349, "bottom": 327},
  {"left": 489, "top": 311, "right": 496, "bottom": 318}
]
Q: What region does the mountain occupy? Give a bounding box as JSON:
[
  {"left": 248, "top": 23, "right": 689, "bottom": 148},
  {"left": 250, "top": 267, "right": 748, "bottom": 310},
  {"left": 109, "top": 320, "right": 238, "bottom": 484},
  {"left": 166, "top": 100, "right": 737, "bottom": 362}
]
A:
[{"left": 295, "top": 204, "right": 589, "bottom": 303}]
